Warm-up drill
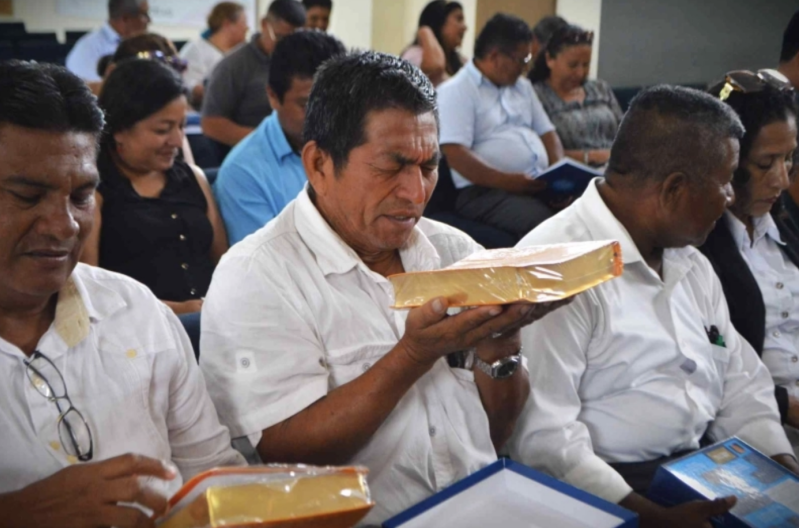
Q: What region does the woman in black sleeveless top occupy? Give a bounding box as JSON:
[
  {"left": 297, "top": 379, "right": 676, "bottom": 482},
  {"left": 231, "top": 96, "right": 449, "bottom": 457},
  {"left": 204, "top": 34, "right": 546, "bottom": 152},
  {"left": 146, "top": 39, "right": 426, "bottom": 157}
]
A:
[{"left": 82, "top": 59, "right": 228, "bottom": 314}]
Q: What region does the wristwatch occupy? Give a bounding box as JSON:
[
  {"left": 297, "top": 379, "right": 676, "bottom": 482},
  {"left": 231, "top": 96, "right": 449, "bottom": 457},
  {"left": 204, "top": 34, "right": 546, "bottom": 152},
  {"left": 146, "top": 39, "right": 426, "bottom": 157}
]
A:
[{"left": 474, "top": 350, "right": 522, "bottom": 379}]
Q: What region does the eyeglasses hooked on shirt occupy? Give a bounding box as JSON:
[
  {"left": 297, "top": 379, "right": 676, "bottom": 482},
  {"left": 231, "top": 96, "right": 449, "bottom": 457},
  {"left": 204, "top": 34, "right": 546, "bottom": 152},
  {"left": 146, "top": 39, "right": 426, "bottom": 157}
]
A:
[{"left": 24, "top": 350, "right": 94, "bottom": 462}]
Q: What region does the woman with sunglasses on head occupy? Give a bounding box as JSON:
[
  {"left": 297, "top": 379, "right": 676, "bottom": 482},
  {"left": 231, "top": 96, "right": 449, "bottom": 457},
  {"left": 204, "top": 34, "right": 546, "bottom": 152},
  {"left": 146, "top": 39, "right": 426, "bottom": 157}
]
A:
[
  {"left": 528, "top": 25, "right": 622, "bottom": 168},
  {"left": 400, "top": 0, "right": 467, "bottom": 87},
  {"left": 700, "top": 70, "right": 799, "bottom": 456},
  {"left": 81, "top": 59, "right": 228, "bottom": 316}
]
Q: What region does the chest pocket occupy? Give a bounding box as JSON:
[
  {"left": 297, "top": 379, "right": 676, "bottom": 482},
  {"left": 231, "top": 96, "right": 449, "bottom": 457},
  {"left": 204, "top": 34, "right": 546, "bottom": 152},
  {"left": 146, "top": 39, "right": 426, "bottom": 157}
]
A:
[
  {"left": 86, "top": 332, "right": 176, "bottom": 461},
  {"left": 324, "top": 343, "right": 393, "bottom": 389}
]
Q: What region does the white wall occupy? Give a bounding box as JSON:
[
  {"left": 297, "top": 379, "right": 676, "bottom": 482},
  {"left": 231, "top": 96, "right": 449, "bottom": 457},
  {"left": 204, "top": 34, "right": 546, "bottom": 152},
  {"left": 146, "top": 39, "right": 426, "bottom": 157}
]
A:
[
  {"left": 556, "top": 0, "right": 602, "bottom": 79},
  {"left": 1, "top": 0, "right": 372, "bottom": 50}
]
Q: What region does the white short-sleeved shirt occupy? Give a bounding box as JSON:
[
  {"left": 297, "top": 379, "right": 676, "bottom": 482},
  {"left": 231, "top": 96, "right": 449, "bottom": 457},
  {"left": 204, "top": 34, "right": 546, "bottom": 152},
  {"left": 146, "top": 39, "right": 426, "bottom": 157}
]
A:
[
  {"left": 65, "top": 23, "right": 120, "bottom": 82},
  {"left": 437, "top": 60, "right": 555, "bottom": 188},
  {"left": 507, "top": 179, "right": 792, "bottom": 504},
  {"left": 0, "top": 264, "right": 245, "bottom": 496},
  {"left": 179, "top": 37, "right": 226, "bottom": 92},
  {"left": 200, "top": 189, "right": 497, "bottom": 525},
  {"left": 726, "top": 211, "right": 799, "bottom": 399}
]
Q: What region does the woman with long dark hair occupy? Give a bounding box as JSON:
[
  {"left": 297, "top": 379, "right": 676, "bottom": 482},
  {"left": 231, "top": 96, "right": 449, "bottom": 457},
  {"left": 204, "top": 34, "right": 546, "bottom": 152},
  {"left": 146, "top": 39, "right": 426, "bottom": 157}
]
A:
[
  {"left": 401, "top": 0, "right": 467, "bottom": 86},
  {"left": 81, "top": 59, "right": 228, "bottom": 315}
]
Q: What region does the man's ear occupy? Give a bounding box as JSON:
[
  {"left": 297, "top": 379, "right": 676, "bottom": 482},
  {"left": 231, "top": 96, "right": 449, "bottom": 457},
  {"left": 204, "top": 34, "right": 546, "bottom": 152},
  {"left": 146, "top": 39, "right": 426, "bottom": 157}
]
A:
[
  {"left": 266, "top": 86, "right": 281, "bottom": 112},
  {"left": 302, "top": 140, "right": 335, "bottom": 197},
  {"left": 659, "top": 171, "right": 689, "bottom": 212}
]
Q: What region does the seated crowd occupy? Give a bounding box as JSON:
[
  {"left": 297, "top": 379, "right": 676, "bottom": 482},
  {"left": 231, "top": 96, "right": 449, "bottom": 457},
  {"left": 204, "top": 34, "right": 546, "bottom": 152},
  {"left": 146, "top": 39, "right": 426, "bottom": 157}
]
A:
[{"left": 1, "top": 2, "right": 799, "bottom": 528}]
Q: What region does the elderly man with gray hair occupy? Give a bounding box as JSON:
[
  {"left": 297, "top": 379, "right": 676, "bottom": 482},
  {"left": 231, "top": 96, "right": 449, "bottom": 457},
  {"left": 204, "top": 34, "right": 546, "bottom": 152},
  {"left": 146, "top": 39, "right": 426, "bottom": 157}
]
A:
[{"left": 66, "top": 0, "right": 151, "bottom": 82}]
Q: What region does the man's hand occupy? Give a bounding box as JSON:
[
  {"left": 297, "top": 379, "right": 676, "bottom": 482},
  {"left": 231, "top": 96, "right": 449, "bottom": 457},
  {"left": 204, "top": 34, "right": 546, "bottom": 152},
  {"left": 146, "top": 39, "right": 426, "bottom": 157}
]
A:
[
  {"left": 622, "top": 493, "right": 736, "bottom": 528},
  {"left": 772, "top": 453, "right": 799, "bottom": 476},
  {"left": 399, "top": 297, "right": 572, "bottom": 367},
  {"left": 650, "top": 497, "right": 736, "bottom": 528},
  {"left": 0, "top": 454, "right": 177, "bottom": 528},
  {"left": 787, "top": 395, "right": 799, "bottom": 429},
  {"left": 505, "top": 174, "right": 547, "bottom": 195}
]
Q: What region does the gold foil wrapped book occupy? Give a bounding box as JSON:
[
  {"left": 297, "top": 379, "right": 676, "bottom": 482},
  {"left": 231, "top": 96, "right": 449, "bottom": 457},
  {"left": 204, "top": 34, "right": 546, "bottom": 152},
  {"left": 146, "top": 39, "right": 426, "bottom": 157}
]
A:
[
  {"left": 389, "top": 240, "right": 623, "bottom": 308},
  {"left": 156, "top": 466, "right": 373, "bottom": 528}
]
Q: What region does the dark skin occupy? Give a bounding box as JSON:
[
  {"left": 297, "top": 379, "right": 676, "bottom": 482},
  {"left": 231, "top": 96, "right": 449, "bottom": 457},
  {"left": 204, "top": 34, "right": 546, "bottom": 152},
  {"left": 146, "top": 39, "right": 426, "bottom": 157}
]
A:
[
  {"left": 255, "top": 108, "right": 569, "bottom": 465},
  {"left": 599, "top": 137, "right": 799, "bottom": 526},
  {"left": 0, "top": 125, "right": 177, "bottom": 527}
]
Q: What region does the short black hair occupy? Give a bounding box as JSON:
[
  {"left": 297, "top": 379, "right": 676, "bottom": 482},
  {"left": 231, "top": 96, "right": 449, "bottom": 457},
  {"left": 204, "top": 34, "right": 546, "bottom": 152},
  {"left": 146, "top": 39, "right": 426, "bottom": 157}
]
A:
[
  {"left": 269, "top": 29, "right": 345, "bottom": 102},
  {"left": 532, "top": 15, "right": 567, "bottom": 44},
  {"left": 108, "top": 0, "right": 145, "bottom": 19},
  {"left": 474, "top": 13, "right": 532, "bottom": 60},
  {"left": 607, "top": 85, "right": 744, "bottom": 185},
  {"left": 98, "top": 59, "right": 185, "bottom": 150},
  {"left": 781, "top": 10, "right": 799, "bottom": 63},
  {"left": 302, "top": 0, "right": 332, "bottom": 9},
  {"left": 0, "top": 60, "right": 104, "bottom": 139},
  {"left": 303, "top": 50, "right": 437, "bottom": 170},
  {"left": 266, "top": 0, "right": 307, "bottom": 27}
]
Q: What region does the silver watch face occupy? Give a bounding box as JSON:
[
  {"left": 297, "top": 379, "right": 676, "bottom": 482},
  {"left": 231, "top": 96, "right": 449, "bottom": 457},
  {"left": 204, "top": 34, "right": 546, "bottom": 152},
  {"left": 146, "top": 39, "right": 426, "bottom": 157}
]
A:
[{"left": 491, "top": 355, "right": 521, "bottom": 379}]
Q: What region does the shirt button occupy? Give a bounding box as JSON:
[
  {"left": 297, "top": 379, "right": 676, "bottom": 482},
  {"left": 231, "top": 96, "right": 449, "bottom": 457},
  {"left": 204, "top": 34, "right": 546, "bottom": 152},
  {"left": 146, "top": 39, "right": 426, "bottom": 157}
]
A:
[
  {"left": 429, "top": 426, "right": 437, "bottom": 437},
  {"left": 66, "top": 455, "right": 78, "bottom": 465},
  {"left": 190, "top": 288, "right": 197, "bottom": 295},
  {"left": 179, "top": 234, "right": 186, "bottom": 241},
  {"left": 126, "top": 349, "right": 137, "bottom": 359},
  {"left": 171, "top": 213, "right": 178, "bottom": 219},
  {"left": 782, "top": 312, "right": 790, "bottom": 319},
  {"left": 777, "top": 282, "right": 785, "bottom": 290},
  {"left": 362, "top": 362, "right": 371, "bottom": 372},
  {"left": 181, "top": 263, "right": 189, "bottom": 270},
  {"left": 240, "top": 357, "right": 251, "bottom": 368},
  {"left": 773, "top": 331, "right": 781, "bottom": 338},
  {"left": 49, "top": 441, "right": 60, "bottom": 451},
  {"left": 792, "top": 356, "right": 798, "bottom": 363}
]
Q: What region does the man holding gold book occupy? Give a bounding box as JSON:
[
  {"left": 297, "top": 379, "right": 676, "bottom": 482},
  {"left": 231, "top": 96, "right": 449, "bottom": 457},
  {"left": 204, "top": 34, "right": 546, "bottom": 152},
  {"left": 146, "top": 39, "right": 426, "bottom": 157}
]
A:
[
  {"left": 509, "top": 85, "right": 799, "bottom": 528},
  {"left": 0, "top": 61, "right": 245, "bottom": 527},
  {"left": 200, "top": 51, "right": 567, "bottom": 525}
]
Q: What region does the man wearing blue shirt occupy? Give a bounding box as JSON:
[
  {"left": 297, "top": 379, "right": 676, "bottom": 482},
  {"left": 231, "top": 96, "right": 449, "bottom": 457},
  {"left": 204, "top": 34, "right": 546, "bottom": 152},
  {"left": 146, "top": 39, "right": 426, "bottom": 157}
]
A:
[
  {"left": 215, "top": 30, "right": 346, "bottom": 245},
  {"left": 65, "top": 0, "right": 151, "bottom": 82},
  {"left": 438, "top": 13, "right": 564, "bottom": 240}
]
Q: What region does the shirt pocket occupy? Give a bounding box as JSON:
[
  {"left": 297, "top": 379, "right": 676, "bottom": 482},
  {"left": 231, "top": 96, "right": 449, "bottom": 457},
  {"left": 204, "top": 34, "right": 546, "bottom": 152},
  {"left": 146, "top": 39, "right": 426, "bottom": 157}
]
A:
[
  {"left": 323, "top": 343, "right": 392, "bottom": 389},
  {"left": 91, "top": 334, "right": 175, "bottom": 461}
]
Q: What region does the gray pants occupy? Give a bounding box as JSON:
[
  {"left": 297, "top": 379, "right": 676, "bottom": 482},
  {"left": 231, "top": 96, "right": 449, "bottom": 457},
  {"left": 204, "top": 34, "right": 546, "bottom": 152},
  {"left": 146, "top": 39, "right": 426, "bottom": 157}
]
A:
[{"left": 455, "top": 185, "right": 554, "bottom": 240}]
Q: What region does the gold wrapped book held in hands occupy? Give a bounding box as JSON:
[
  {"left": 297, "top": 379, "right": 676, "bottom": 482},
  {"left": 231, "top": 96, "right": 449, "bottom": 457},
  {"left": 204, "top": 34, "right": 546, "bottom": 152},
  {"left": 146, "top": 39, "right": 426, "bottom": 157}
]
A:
[
  {"left": 389, "top": 240, "right": 623, "bottom": 308},
  {"left": 156, "top": 466, "right": 373, "bottom": 528}
]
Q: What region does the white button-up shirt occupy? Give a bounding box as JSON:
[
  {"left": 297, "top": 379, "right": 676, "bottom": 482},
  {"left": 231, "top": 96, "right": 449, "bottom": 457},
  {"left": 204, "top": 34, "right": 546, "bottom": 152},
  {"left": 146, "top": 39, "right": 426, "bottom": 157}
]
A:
[
  {"left": 508, "top": 179, "right": 792, "bottom": 504},
  {"left": 726, "top": 211, "right": 799, "bottom": 399},
  {"left": 65, "top": 23, "right": 121, "bottom": 82},
  {"left": 200, "top": 189, "right": 496, "bottom": 525},
  {"left": 438, "top": 61, "right": 555, "bottom": 188},
  {"left": 0, "top": 264, "right": 245, "bottom": 496}
]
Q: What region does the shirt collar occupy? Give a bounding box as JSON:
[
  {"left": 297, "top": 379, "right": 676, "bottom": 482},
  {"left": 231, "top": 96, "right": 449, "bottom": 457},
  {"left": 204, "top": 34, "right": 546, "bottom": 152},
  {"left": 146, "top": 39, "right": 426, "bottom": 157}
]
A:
[
  {"left": 725, "top": 210, "right": 784, "bottom": 249},
  {"left": 54, "top": 265, "right": 127, "bottom": 348},
  {"left": 100, "top": 23, "right": 121, "bottom": 44},
  {"left": 248, "top": 33, "right": 270, "bottom": 61},
  {"left": 573, "top": 178, "right": 645, "bottom": 264},
  {"left": 293, "top": 188, "right": 441, "bottom": 277},
  {"left": 263, "top": 113, "right": 295, "bottom": 162}
]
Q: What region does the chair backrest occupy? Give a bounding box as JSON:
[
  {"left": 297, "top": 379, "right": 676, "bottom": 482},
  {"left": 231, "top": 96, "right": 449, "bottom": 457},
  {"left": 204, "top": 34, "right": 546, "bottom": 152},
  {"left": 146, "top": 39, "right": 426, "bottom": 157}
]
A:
[
  {"left": 0, "top": 22, "right": 26, "bottom": 38},
  {"left": 204, "top": 167, "right": 220, "bottom": 185},
  {"left": 16, "top": 41, "right": 70, "bottom": 65},
  {"left": 425, "top": 156, "right": 459, "bottom": 215},
  {"left": 66, "top": 30, "right": 88, "bottom": 44}
]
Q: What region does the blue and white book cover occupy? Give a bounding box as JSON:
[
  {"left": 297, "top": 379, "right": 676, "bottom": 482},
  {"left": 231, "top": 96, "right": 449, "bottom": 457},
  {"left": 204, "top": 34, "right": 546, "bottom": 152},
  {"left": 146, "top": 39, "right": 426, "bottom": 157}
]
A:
[
  {"left": 530, "top": 158, "right": 604, "bottom": 202},
  {"left": 648, "top": 437, "right": 799, "bottom": 527}
]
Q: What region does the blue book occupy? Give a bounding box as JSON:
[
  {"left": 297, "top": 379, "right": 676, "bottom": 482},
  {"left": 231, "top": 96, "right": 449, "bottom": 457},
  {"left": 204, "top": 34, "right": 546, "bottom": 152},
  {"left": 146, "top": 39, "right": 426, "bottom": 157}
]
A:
[
  {"left": 648, "top": 438, "right": 799, "bottom": 527},
  {"left": 383, "top": 458, "right": 637, "bottom": 528},
  {"left": 533, "top": 158, "right": 604, "bottom": 203}
]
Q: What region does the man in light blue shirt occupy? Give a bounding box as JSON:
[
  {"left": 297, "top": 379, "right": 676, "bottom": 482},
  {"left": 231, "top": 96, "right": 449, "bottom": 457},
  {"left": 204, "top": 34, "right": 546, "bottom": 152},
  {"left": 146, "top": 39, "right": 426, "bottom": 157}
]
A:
[
  {"left": 66, "top": 0, "right": 151, "bottom": 81},
  {"left": 438, "top": 13, "right": 564, "bottom": 240},
  {"left": 214, "top": 30, "right": 346, "bottom": 245}
]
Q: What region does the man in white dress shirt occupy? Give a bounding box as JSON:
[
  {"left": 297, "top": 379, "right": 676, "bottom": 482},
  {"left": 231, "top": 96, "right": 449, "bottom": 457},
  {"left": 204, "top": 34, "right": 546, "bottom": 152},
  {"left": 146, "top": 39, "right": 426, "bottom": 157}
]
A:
[
  {"left": 0, "top": 61, "right": 244, "bottom": 528},
  {"left": 200, "top": 51, "right": 567, "bottom": 525},
  {"left": 65, "top": 0, "right": 151, "bottom": 82},
  {"left": 509, "top": 85, "right": 799, "bottom": 528}
]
